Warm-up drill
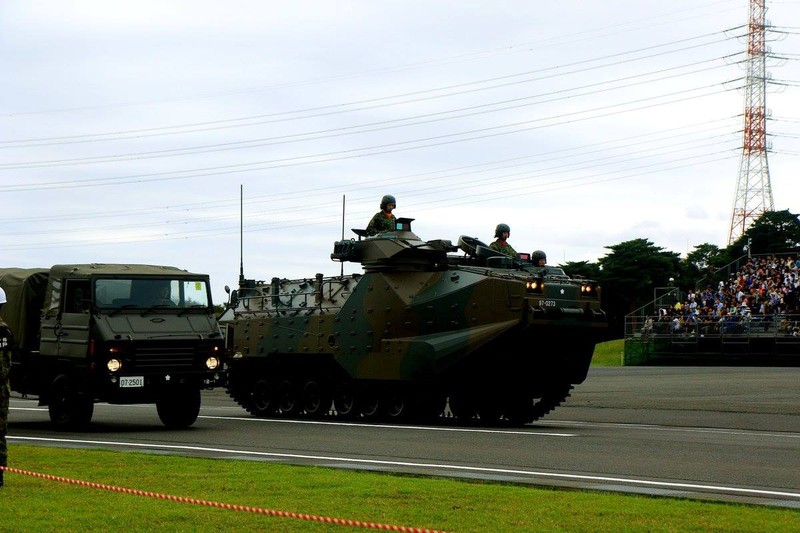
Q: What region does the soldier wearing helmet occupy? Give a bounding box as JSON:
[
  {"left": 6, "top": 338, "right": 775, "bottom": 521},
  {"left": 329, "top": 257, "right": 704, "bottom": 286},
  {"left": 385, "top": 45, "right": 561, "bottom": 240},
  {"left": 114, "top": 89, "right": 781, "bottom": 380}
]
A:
[
  {"left": 532, "top": 250, "right": 547, "bottom": 266},
  {"left": 489, "top": 223, "right": 517, "bottom": 257},
  {"left": 366, "top": 194, "right": 397, "bottom": 236},
  {"left": 0, "top": 286, "right": 11, "bottom": 487}
]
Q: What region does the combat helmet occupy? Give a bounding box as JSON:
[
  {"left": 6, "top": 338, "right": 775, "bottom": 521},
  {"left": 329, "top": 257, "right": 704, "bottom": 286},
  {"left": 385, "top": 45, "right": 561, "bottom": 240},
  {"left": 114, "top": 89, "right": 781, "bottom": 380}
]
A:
[
  {"left": 494, "top": 223, "right": 511, "bottom": 239},
  {"left": 380, "top": 194, "right": 397, "bottom": 210},
  {"left": 532, "top": 250, "right": 547, "bottom": 265}
]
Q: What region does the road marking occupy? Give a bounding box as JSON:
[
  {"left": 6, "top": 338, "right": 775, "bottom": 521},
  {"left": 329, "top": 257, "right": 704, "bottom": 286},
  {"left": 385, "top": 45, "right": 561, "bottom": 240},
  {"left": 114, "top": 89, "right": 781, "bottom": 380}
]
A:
[
  {"left": 198, "top": 414, "right": 577, "bottom": 437},
  {"left": 544, "top": 420, "right": 800, "bottom": 439},
  {"left": 12, "top": 403, "right": 796, "bottom": 439},
  {"left": 9, "top": 403, "right": 575, "bottom": 436},
  {"left": 9, "top": 435, "right": 800, "bottom": 501}
]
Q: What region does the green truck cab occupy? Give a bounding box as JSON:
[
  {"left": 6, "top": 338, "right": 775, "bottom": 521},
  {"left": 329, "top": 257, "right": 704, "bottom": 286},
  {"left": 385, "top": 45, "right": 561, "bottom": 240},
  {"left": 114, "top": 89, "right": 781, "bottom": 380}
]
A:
[{"left": 0, "top": 264, "right": 225, "bottom": 429}]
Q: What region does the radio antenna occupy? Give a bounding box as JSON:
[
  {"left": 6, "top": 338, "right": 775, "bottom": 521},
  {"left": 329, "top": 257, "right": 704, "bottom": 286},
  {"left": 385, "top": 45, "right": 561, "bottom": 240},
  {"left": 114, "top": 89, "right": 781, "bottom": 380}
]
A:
[
  {"left": 239, "top": 184, "right": 245, "bottom": 286},
  {"left": 340, "top": 194, "right": 345, "bottom": 276}
]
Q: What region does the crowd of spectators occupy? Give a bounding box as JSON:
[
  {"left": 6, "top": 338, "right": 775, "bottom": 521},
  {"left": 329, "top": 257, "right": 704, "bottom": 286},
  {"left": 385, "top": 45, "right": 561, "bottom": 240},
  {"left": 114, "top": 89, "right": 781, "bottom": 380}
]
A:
[{"left": 643, "top": 255, "right": 800, "bottom": 337}]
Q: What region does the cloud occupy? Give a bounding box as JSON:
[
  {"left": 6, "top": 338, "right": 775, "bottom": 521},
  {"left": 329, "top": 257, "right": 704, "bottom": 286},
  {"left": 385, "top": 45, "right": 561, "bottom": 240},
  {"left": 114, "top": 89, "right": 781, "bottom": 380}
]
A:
[{"left": 1, "top": 0, "right": 797, "bottom": 304}]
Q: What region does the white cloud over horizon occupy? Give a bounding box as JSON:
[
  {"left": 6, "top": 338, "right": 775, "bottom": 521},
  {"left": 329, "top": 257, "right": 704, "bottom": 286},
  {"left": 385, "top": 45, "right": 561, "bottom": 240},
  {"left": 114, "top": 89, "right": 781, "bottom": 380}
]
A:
[{"left": 2, "top": 0, "right": 798, "bottom": 304}]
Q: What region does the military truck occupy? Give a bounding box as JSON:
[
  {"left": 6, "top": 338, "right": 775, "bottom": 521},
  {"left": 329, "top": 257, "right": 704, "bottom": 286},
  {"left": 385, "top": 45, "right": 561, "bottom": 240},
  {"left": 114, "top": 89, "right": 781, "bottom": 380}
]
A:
[
  {"left": 0, "top": 264, "right": 225, "bottom": 429},
  {"left": 221, "top": 218, "right": 606, "bottom": 425}
]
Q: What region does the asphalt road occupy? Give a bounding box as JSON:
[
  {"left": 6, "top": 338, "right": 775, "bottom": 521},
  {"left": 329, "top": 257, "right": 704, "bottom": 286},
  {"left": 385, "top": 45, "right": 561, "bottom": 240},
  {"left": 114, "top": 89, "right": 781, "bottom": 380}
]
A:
[{"left": 7, "top": 366, "right": 800, "bottom": 508}]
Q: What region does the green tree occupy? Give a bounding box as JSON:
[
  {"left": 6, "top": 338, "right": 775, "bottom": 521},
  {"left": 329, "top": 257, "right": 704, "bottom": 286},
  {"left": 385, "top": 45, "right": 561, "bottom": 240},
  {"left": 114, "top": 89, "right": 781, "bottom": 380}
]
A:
[
  {"left": 559, "top": 260, "right": 600, "bottom": 280},
  {"left": 598, "top": 238, "right": 681, "bottom": 337},
  {"left": 681, "top": 242, "right": 726, "bottom": 289},
  {"left": 728, "top": 209, "right": 800, "bottom": 256}
]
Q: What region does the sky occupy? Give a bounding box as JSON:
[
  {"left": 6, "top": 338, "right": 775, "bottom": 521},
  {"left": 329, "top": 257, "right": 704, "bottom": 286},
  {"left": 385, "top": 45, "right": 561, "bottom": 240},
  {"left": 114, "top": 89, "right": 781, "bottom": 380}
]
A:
[{"left": 2, "top": 0, "right": 799, "bottom": 305}]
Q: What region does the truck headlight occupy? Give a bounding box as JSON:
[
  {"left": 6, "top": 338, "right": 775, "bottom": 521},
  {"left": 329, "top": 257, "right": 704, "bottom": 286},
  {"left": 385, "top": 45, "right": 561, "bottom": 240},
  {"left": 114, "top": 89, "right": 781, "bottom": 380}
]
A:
[
  {"left": 205, "top": 356, "right": 220, "bottom": 370},
  {"left": 107, "top": 358, "right": 122, "bottom": 372}
]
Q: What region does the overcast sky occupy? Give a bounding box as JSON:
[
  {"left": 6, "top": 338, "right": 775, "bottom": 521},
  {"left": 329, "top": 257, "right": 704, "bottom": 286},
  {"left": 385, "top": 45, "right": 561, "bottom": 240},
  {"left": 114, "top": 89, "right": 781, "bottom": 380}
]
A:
[{"left": 2, "top": 0, "right": 799, "bottom": 304}]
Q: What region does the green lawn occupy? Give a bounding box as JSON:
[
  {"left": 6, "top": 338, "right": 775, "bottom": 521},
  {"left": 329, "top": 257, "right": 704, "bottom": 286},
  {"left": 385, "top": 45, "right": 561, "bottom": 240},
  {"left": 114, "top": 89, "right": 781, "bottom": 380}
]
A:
[
  {"left": 2, "top": 339, "right": 791, "bottom": 532},
  {"left": 592, "top": 338, "right": 624, "bottom": 366},
  {"left": 2, "top": 445, "right": 798, "bottom": 532}
]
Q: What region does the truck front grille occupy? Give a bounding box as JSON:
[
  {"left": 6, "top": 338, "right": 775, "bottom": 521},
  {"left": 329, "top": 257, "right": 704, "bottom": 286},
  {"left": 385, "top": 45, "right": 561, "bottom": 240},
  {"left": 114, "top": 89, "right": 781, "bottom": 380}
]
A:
[{"left": 130, "top": 344, "right": 198, "bottom": 370}]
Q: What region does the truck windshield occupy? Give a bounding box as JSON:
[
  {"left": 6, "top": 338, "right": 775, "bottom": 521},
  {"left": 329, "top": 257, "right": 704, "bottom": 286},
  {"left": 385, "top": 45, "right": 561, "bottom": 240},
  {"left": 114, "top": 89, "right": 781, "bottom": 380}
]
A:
[{"left": 93, "top": 278, "right": 211, "bottom": 309}]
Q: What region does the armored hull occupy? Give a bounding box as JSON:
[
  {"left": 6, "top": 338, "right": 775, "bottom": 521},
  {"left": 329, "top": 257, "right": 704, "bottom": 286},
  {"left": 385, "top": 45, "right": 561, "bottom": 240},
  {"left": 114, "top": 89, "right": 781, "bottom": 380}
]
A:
[{"left": 222, "top": 219, "right": 606, "bottom": 424}]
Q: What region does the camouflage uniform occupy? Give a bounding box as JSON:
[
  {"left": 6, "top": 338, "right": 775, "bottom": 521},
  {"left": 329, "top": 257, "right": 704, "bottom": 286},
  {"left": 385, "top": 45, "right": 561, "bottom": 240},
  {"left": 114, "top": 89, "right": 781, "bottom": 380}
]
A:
[
  {"left": 0, "top": 316, "right": 11, "bottom": 486},
  {"left": 490, "top": 240, "right": 517, "bottom": 257},
  {"left": 366, "top": 211, "right": 397, "bottom": 236}
]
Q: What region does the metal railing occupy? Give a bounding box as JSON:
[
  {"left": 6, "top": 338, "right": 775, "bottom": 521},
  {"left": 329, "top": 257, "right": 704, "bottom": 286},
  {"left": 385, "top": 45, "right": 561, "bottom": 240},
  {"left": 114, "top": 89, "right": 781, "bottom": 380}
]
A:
[{"left": 626, "top": 313, "right": 800, "bottom": 340}]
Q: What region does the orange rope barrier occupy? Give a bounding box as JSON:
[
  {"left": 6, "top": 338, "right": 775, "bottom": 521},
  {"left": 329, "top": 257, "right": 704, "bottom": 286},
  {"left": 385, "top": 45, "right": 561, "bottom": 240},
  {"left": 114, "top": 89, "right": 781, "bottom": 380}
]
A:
[{"left": 0, "top": 466, "right": 447, "bottom": 533}]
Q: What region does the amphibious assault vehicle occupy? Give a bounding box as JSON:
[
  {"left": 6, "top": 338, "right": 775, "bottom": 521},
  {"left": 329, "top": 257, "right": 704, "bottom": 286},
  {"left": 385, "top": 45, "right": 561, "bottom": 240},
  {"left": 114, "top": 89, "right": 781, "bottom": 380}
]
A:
[{"left": 221, "top": 218, "right": 606, "bottom": 424}]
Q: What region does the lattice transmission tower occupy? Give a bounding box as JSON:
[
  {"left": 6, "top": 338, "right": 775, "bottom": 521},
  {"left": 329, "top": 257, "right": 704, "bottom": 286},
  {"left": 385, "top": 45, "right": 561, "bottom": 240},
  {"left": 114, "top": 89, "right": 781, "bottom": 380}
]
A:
[{"left": 727, "top": 0, "right": 775, "bottom": 245}]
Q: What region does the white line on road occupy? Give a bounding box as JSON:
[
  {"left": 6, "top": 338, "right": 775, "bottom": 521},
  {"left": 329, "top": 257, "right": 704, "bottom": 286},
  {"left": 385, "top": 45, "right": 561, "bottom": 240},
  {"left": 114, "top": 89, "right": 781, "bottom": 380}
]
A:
[
  {"left": 9, "top": 404, "right": 576, "bottom": 436},
  {"left": 9, "top": 435, "right": 800, "bottom": 501},
  {"left": 197, "top": 414, "right": 577, "bottom": 437},
  {"left": 544, "top": 419, "right": 800, "bottom": 439}
]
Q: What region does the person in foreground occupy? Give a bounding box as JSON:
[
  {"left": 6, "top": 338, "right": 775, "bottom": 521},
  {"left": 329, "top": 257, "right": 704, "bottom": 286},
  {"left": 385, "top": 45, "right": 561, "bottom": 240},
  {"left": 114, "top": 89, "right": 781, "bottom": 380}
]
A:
[{"left": 0, "top": 287, "right": 12, "bottom": 487}]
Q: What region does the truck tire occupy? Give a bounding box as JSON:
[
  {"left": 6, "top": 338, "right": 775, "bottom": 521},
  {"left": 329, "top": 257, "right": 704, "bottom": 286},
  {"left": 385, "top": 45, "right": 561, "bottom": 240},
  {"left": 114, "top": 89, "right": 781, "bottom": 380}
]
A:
[
  {"left": 48, "top": 374, "right": 94, "bottom": 430},
  {"left": 156, "top": 386, "right": 201, "bottom": 429}
]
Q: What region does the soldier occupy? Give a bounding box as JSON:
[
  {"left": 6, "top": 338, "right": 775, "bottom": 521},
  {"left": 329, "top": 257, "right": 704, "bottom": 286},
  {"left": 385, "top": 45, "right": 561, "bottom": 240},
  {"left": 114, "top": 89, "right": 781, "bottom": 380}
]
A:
[
  {"left": 532, "top": 250, "right": 547, "bottom": 266},
  {"left": 489, "top": 223, "right": 517, "bottom": 257},
  {"left": 0, "top": 287, "right": 11, "bottom": 487},
  {"left": 366, "top": 194, "right": 397, "bottom": 236}
]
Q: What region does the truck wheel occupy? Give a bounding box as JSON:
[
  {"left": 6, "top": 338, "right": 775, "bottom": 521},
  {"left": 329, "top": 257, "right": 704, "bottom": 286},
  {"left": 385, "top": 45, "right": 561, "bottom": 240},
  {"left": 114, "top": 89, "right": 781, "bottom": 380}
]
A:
[
  {"left": 48, "top": 374, "right": 94, "bottom": 430},
  {"left": 156, "top": 386, "right": 201, "bottom": 429}
]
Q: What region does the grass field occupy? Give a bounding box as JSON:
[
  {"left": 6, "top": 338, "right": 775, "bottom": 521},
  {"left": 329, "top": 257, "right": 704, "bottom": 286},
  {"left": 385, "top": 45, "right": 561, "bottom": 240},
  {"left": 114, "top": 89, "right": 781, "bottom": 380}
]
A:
[
  {"left": 591, "top": 338, "right": 624, "bottom": 366},
  {"left": 5, "top": 340, "right": 796, "bottom": 532},
  {"left": 3, "top": 446, "right": 799, "bottom": 532}
]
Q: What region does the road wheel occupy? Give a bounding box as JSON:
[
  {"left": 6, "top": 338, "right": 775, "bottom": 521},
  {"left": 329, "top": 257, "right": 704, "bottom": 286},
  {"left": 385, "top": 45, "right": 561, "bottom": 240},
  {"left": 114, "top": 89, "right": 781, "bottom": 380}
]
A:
[
  {"left": 48, "top": 374, "right": 94, "bottom": 430},
  {"left": 277, "top": 379, "right": 300, "bottom": 416},
  {"left": 250, "top": 379, "right": 276, "bottom": 417},
  {"left": 301, "top": 380, "right": 332, "bottom": 418},
  {"left": 156, "top": 386, "right": 201, "bottom": 429},
  {"left": 359, "top": 386, "right": 382, "bottom": 420},
  {"left": 333, "top": 382, "right": 357, "bottom": 419},
  {"left": 384, "top": 388, "right": 407, "bottom": 421}
]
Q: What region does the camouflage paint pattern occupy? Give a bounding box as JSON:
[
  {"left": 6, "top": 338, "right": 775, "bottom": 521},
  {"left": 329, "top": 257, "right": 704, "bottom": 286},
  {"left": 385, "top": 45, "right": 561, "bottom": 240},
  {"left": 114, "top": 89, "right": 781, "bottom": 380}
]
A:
[{"left": 223, "top": 220, "right": 606, "bottom": 422}]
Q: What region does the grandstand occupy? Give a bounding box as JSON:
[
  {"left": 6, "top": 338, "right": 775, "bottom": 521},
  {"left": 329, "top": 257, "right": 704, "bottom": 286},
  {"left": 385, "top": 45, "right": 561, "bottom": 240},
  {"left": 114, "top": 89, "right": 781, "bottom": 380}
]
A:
[{"left": 624, "top": 253, "right": 800, "bottom": 365}]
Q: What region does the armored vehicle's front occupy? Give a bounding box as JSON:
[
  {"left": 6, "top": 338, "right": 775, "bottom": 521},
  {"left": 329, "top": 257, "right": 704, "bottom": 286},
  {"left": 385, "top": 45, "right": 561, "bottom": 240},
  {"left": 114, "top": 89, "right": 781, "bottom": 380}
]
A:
[{"left": 222, "top": 218, "right": 606, "bottom": 424}]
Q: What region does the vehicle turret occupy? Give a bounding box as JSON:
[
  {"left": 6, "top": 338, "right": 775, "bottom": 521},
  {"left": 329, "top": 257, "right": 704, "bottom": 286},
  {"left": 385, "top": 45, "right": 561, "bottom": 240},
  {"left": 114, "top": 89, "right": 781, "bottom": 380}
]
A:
[{"left": 331, "top": 218, "right": 456, "bottom": 272}]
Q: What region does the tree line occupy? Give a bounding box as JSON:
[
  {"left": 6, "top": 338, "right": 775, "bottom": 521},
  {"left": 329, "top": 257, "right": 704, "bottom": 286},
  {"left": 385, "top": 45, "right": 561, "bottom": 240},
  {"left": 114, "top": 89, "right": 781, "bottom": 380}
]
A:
[{"left": 559, "top": 209, "right": 800, "bottom": 338}]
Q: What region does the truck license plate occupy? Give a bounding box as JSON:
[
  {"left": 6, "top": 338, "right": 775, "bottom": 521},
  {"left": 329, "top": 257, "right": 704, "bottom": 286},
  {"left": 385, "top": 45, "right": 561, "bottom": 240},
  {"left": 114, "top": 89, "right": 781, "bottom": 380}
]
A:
[{"left": 120, "top": 376, "right": 145, "bottom": 388}]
